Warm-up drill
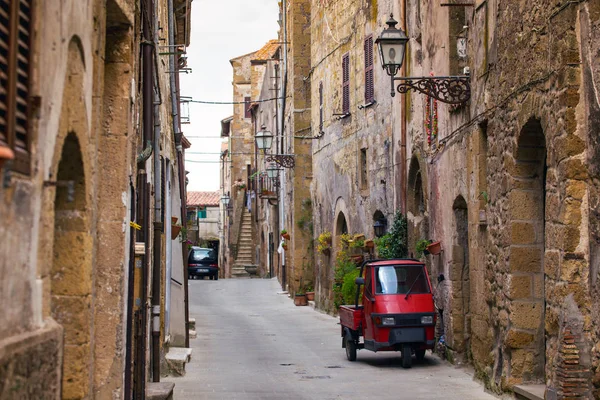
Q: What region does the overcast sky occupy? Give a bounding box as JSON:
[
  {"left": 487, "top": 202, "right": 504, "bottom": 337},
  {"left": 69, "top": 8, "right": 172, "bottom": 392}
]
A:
[{"left": 182, "top": 0, "right": 280, "bottom": 192}]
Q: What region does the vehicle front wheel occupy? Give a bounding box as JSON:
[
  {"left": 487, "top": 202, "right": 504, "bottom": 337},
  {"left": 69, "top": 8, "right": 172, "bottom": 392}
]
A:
[
  {"left": 401, "top": 344, "right": 412, "bottom": 368},
  {"left": 415, "top": 349, "right": 426, "bottom": 362},
  {"left": 345, "top": 334, "right": 357, "bottom": 361}
]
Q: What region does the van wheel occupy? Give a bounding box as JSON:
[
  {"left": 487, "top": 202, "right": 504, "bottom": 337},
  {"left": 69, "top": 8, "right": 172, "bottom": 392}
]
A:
[
  {"left": 345, "top": 335, "right": 357, "bottom": 361},
  {"left": 415, "top": 349, "right": 426, "bottom": 361},
  {"left": 401, "top": 344, "right": 412, "bottom": 368}
]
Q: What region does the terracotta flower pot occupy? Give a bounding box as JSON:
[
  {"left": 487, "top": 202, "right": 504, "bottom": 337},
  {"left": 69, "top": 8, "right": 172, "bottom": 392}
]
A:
[
  {"left": 0, "top": 146, "right": 14, "bottom": 169},
  {"left": 281, "top": 233, "right": 290, "bottom": 240},
  {"left": 294, "top": 294, "right": 308, "bottom": 306},
  {"left": 171, "top": 216, "right": 178, "bottom": 224},
  {"left": 426, "top": 241, "right": 442, "bottom": 255},
  {"left": 306, "top": 291, "right": 315, "bottom": 301},
  {"left": 171, "top": 225, "right": 182, "bottom": 240},
  {"left": 351, "top": 255, "right": 364, "bottom": 264},
  {"left": 365, "top": 239, "right": 375, "bottom": 249}
]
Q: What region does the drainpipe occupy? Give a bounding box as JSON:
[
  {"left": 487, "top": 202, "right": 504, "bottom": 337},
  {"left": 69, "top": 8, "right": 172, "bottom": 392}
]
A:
[
  {"left": 279, "top": 0, "right": 288, "bottom": 290},
  {"left": 124, "top": 181, "right": 136, "bottom": 399},
  {"left": 400, "top": 0, "right": 408, "bottom": 213},
  {"left": 142, "top": 0, "right": 160, "bottom": 383},
  {"left": 168, "top": 0, "right": 190, "bottom": 348}
]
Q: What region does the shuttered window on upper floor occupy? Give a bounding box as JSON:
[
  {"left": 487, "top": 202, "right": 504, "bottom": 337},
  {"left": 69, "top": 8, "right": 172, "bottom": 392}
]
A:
[
  {"left": 0, "top": 0, "right": 31, "bottom": 175},
  {"left": 244, "top": 96, "right": 251, "bottom": 119},
  {"left": 364, "top": 35, "right": 374, "bottom": 104},
  {"left": 342, "top": 53, "right": 350, "bottom": 115}
]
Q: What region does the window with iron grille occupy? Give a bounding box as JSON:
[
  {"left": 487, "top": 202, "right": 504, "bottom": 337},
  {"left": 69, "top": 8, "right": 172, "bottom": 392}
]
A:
[
  {"left": 318, "top": 81, "right": 323, "bottom": 132},
  {"left": 0, "top": 0, "right": 32, "bottom": 174},
  {"left": 342, "top": 53, "right": 350, "bottom": 115},
  {"left": 244, "top": 96, "right": 251, "bottom": 119},
  {"left": 360, "top": 148, "right": 367, "bottom": 189},
  {"left": 364, "top": 35, "right": 374, "bottom": 104}
]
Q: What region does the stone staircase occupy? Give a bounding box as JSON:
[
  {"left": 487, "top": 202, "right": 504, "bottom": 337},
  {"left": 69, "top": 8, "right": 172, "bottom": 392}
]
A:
[{"left": 232, "top": 210, "right": 256, "bottom": 277}]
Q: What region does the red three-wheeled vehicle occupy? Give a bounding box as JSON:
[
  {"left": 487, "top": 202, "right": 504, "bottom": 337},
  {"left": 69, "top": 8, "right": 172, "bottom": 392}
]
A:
[{"left": 339, "top": 258, "right": 436, "bottom": 368}]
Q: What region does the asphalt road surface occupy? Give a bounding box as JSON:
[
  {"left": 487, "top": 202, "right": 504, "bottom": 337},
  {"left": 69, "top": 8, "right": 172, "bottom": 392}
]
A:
[{"left": 165, "top": 278, "right": 499, "bottom": 400}]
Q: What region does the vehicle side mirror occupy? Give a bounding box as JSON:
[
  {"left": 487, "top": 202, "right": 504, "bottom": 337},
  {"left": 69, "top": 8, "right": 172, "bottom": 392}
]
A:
[{"left": 355, "top": 277, "right": 365, "bottom": 286}]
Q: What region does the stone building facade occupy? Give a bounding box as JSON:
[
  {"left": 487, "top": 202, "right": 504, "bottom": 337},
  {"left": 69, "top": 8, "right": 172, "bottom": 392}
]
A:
[
  {"left": 0, "top": 0, "right": 192, "bottom": 398},
  {"left": 399, "top": 0, "right": 600, "bottom": 397}
]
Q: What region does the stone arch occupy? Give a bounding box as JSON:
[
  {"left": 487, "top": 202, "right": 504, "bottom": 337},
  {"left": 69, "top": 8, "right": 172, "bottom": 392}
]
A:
[
  {"left": 449, "top": 194, "right": 470, "bottom": 358},
  {"left": 48, "top": 38, "right": 94, "bottom": 399},
  {"left": 407, "top": 154, "right": 428, "bottom": 253},
  {"left": 508, "top": 117, "right": 546, "bottom": 383},
  {"left": 333, "top": 197, "right": 349, "bottom": 239}
]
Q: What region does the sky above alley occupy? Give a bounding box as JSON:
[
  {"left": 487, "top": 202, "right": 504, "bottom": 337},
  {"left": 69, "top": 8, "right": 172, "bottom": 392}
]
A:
[{"left": 182, "top": 0, "right": 280, "bottom": 191}]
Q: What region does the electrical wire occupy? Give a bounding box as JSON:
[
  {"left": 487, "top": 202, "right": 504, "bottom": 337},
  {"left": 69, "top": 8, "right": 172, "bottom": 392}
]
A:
[{"left": 183, "top": 96, "right": 289, "bottom": 105}]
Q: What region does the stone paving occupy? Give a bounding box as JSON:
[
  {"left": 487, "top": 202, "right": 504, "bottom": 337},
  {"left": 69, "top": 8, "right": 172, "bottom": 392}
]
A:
[{"left": 165, "top": 278, "right": 500, "bottom": 400}]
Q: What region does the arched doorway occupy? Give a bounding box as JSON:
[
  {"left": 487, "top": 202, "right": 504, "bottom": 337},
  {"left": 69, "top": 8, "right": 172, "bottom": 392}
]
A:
[
  {"left": 451, "top": 195, "right": 470, "bottom": 357},
  {"left": 335, "top": 211, "right": 348, "bottom": 238},
  {"left": 407, "top": 156, "right": 428, "bottom": 254},
  {"left": 49, "top": 39, "right": 94, "bottom": 399},
  {"left": 509, "top": 117, "right": 546, "bottom": 383}
]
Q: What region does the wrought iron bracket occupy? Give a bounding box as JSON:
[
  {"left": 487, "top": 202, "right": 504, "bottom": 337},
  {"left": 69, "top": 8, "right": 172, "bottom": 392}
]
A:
[
  {"left": 391, "top": 75, "right": 471, "bottom": 104},
  {"left": 266, "top": 154, "right": 295, "bottom": 168}
]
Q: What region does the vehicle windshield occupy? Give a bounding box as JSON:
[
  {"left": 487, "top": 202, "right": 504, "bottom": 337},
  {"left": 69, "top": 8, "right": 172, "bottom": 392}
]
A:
[
  {"left": 375, "top": 265, "right": 430, "bottom": 295},
  {"left": 190, "top": 248, "right": 216, "bottom": 261}
]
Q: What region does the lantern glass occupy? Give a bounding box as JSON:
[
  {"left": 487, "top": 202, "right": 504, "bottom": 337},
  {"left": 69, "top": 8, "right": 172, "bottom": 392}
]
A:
[
  {"left": 266, "top": 163, "right": 279, "bottom": 179},
  {"left": 373, "top": 219, "right": 386, "bottom": 237},
  {"left": 221, "top": 195, "right": 230, "bottom": 206},
  {"left": 375, "top": 15, "right": 408, "bottom": 76},
  {"left": 255, "top": 125, "right": 273, "bottom": 150}
]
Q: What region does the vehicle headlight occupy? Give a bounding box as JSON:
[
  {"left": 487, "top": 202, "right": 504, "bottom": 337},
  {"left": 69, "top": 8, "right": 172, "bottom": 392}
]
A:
[
  {"left": 421, "top": 316, "right": 433, "bottom": 325},
  {"left": 382, "top": 317, "right": 395, "bottom": 326}
]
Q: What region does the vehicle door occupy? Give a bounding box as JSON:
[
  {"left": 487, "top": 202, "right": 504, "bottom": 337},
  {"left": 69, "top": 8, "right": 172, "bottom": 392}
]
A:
[{"left": 362, "top": 266, "right": 376, "bottom": 340}]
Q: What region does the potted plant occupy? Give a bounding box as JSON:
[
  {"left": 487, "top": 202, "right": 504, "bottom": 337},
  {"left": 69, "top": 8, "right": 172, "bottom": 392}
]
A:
[
  {"left": 171, "top": 216, "right": 178, "bottom": 225},
  {"left": 426, "top": 241, "right": 442, "bottom": 255},
  {"left": 281, "top": 229, "right": 290, "bottom": 240},
  {"left": 304, "top": 284, "right": 315, "bottom": 301},
  {"left": 281, "top": 242, "right": 288, "bottom": 251},
  {"left": 416, "top": 239, "right": 431, "bottom": 257},
  {"left": 171, "top": 223, "right": 182, "bottom": 240},
  {"left": 317, "top": 231, "right": 332, "bottom": 255},
  {"left": 233, "top": 180, "right": 246, "bottom": 191},
  {"left": 0, "top": 145, "right": 14, "bottom": 170},
  {"left": 364, "top": 239, "right": 375, "bottom": 249},
  {"left": 294, "top": 292, "right": 308, "bottom": 306}
]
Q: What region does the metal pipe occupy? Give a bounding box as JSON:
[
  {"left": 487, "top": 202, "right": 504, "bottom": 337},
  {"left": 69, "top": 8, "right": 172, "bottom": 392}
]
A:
[
  {"left": 400, "top": 0, "right": 407, "bottom": 213},
  {"left": 124, "top": 181, "right": 136, "bottom": 399},
  {"left": 279, "top": 0, "right": 288, "bottom": 290},
  {"left": 142, "top": 0, "right": 160, "bottom": 383}
]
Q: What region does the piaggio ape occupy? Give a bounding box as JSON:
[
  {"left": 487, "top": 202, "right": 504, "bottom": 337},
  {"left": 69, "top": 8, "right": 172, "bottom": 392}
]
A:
[{"left": 339, "top": 258, "right": 436, "bottom": 368}]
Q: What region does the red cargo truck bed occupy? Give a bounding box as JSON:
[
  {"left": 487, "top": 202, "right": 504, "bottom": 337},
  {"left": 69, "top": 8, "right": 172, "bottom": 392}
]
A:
[{"left": 339, "top": 305, "right": 363, "bottom": 331}]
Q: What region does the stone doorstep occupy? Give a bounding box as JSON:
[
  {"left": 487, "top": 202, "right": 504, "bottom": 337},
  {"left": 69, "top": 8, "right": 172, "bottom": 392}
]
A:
[
  {"left": 145, "top": 382, "right": 175, "bottom": 400},
  {"left": 514, "top": 384, "right": 546, "bottom": 400},
  {"left": 165, "top": 347, "right": 192, "bottom": 377},
  {"left": 188, "top": 317, "right": 196, "bottom": 330}
]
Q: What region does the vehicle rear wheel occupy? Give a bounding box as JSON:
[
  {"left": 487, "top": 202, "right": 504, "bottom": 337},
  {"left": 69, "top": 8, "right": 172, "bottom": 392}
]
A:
[
  {"left": 401, "top": 344, "right": 412, "bottom": 368},
  {"left": 214, "top": 274, "right": 219, "bottom": 281},
  {"left": 415, "top": 349, "right": 426, "bottom": 362},
  {"left": 345, "top": 334, "right": 357, "bottom": 362},
  {"left": 209, "top": 275, "right": 214, "bottom": 280}
]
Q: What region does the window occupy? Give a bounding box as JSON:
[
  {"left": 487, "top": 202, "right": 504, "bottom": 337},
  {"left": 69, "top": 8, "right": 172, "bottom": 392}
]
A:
[
  {"left": 319, "top": 81, "right": 323, "bottom": 132},
  {"left": 364, "top": 35, "right": 374, "bottom": 104},
  {"left": 197, "top": 208, "right": 207, "bottom": 219},
  {"left": 0, "top": 0, "right": 32, "bottom": 174},
  {"left": 187, "top": 210, "right": 195, "bottom": 223},
  {"left": 359, "top": 148, "right": 367, "bottom": 189},
  {"left": 375, "top": 265, "right": 430, "bottom": 295},
  {"left": 244, "top": 96, "right": 251, "bottom": 118},
  {"left": 342, "top": 53, "right": 350, "bottom": 115}
]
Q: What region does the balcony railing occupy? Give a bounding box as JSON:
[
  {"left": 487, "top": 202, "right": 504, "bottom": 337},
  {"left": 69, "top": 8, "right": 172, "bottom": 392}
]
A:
[{"left": 258, "top": 174, "right": 278, "bottom": 201}]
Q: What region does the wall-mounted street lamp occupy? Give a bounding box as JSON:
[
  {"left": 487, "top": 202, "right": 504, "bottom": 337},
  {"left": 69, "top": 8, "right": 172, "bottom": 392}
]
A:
[
  {"left": 266, "top": 162, "right": 280, "bottom": 179},
  {"left": 220, "top": 194, "right": 230, "bottom": 206},
  {"left": 375, "top": 15, "right": 471, "bottom": 104},
  {"left": 255, "top": 125, "right": 295, "bottom": 168},
  {"left": 373, "top": 218, "right": 387, "bottom": 238}
]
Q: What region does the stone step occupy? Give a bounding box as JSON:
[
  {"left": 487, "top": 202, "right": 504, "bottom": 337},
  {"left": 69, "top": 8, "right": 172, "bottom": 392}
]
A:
[
  {"left": 146, "top": 382, "right": 175, "bottom": 400},
  {"left": 164, "top": 347, "right": 192, "bottom": 377},
  {"left": 514, "top": 385, "right": 545, "bottom": 400}
]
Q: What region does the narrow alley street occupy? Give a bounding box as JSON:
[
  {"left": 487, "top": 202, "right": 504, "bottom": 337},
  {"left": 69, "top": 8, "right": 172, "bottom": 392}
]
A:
[{"left": 166, "top": 278, "right": 498, "bottom": 400}]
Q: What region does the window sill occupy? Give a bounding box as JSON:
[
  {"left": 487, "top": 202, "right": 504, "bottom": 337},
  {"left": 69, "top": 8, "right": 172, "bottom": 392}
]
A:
[
  {"left": 335, "top": 113, "right": 351, "bottom": 120},
  {"left": 358, "top": 100, "right": 376, "bottom": 109}
]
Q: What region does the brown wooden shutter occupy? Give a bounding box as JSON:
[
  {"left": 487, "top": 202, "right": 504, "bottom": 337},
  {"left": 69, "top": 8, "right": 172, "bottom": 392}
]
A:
[
  {"left": 364, "top": 36, "right": 374, "bottom": 104},
  {"left": 342, "top": 53, "right": 350, "bottom": 115},
  {"left": 0, "top": 0, "right": 31, "bottom": 174},
  {"left": 319, "top": 81, "right": 323, "bottom": 132},
  {"left": 0, "top": 0, "right": 11, "bottom": 147},
  {"left": 244, "top": 96, "right": 251, "bottom": 118}
]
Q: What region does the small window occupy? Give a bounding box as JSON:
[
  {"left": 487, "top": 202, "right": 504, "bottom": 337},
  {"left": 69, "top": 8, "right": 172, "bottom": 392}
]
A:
[
  {"left": 244, "top": 96, "right": 251, "bottom": 118},
  {"left": 198, "top": 208, "right": 207, "bottom": 219},
  {"left": 364, "top": 35, "right": 374, "bottom": 104},
  {"left": 0, "top": 0, "right": 32, "bottom": 175},
  {"left": 359, "top": 148, "right": 367, "bottom": 189},
  {"left": 319, "top": 81, "right": 323, "bottom": 132},
  {"left": 342, "top": 53, "right": 350, "bottom": 115},
  {"left": 187, "top": 210, "right": 195, "bottom": 223}
]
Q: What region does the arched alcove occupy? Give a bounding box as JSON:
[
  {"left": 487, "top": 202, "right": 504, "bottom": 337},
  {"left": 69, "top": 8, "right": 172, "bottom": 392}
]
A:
[{"left": 451, "top": 195, "right": 470, "bottom": 356}]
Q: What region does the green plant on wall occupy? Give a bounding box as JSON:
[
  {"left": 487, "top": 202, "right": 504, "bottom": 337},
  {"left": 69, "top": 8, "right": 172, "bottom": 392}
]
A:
[
  {"left": 373, "top": 211, "right": 408, "bottom": 259},
  {"left": 317, "top": 231, "right": 332, "bottom": 254},
  {"left": 333, "top": 249, "right": 359, "bottom": 308},
  {"left": 415, "top": 239, "right": 431, "bottom": 257}
]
